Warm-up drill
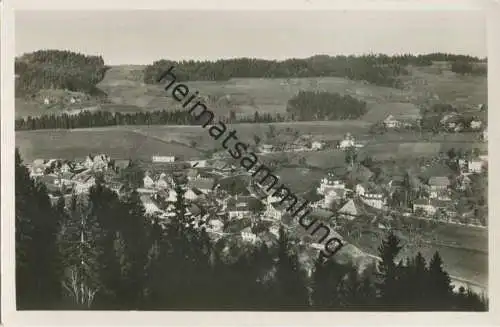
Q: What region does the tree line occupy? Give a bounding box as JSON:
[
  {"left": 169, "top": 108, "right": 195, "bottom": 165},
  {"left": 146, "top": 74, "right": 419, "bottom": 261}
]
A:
[
  {"left": 451, "top": 61, "right": 487, "bottom": 76},
  {"left": 16, "top": 149, "right": 487, "bottom": 311},
  {"left": 15, "top": 90, "right": 370, "bottom": 131},
  {"left": 15, "top": 50, "right": 109, "bottom": 97},
  {"left": 14, "top": 109, "right": 288, "bottom": 131},
  {"left": 143, "top": 53, "right": 485, "bottom": 89}
]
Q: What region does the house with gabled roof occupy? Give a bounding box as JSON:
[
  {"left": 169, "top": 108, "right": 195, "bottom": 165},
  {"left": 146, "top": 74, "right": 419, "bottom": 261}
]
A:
[{"left": 337, "top": 199, "right": 361, "bottom": 220}]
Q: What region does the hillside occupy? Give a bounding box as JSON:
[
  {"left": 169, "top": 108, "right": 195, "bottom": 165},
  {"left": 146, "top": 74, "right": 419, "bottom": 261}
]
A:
[{"left": 16, "top": 58, "right": 487, "bottom": 122}]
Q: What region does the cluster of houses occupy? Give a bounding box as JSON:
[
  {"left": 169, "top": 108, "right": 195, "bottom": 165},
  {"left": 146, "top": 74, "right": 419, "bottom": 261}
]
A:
[
  {"left": 258, "top": 141, "right": 324, "bottom": 154},
  {"left": 28, "top": 154, "right": 113, "bottom": 196},
  {"left": 258, "top": 133, "right": 365, "bottom": 154},
  {"left": 311, "top": 152, "right": 487, "bottom": 226}
]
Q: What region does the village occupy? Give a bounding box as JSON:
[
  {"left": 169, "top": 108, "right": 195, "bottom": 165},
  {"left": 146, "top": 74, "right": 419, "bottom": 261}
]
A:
[{"left": 25, "top": 113, "right": 488, "bottom": 270}]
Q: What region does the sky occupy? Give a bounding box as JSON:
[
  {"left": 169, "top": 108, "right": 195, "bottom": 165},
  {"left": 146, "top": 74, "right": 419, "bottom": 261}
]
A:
[{"left": 15, "top": 10, "right": 487, "bottom": 65}]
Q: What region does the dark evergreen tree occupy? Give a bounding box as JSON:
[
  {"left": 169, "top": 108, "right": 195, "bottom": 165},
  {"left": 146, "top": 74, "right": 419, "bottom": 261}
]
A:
[
  {"left": 375, "top": 231, "right": 403, "bottom": 308},
  {"left": 311, "top": 257, "right": 349, "bottom": 309},
  {"left": 268, "top": 226, "right": 309, "bottom": 309},
  {"left": 15, "top": 148, "right": 64, "bottom": 309},
  {"left": 427, "top": 251, "right": 453, "bottom": 310}
]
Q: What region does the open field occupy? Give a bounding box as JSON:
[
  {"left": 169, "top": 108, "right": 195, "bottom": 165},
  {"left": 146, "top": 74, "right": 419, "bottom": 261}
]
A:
[
  {"left": 16, "top": 128, "right": 205, "bottom": 162},
  {"left": 16, "top": 122, "right": 487, "bottom": 165}
]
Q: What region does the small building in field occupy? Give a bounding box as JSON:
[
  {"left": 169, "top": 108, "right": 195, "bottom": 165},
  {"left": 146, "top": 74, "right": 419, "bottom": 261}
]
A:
[
  {"left": 152, "top": 155, "right": 176, "bottom": 163},
  {"left": 383, "top": 115, "right": 401, "bottom": 128},
  {"left": 311, "top": 141, "right": 324, "bottom": 151}
]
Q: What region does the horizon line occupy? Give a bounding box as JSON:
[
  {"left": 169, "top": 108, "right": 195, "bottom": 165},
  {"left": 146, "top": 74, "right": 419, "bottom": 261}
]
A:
[{"left": 15, "top": 48, "right": 488, "bottom": 66}]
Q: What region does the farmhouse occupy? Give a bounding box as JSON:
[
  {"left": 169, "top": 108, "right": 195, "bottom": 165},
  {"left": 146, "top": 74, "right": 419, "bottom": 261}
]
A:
[
  {"left": 227, "top": 196, "right": 254, "bottom": 219},
  {"left": 413, "top": 199, "right": 436, "bottom": 215},
  {"left": 339, "top": 133, "right": 355, "bottom": 149},
  {"left": 260, "top": 144, "right": 274, "bottom": 153},
  {"left": 362, "top": 102, "right": 422, "bottom": 125},
  {"left": 152, "top": 155, "right": 176, "bottom": 163},
  {"left": 383, "top": 115, "right": 401, "bottom": 128},
  {"left": 470, "top": 119, "right": 483, "bottom": 130},
  {"left": 428, "top": 176, "right": 450, "bottom": 198},
  {"left": 467, "top": 159, "right": 484, "bottom": 173},
  {"left": 311, "top": 141, "right": 324, "bottom": 151}
]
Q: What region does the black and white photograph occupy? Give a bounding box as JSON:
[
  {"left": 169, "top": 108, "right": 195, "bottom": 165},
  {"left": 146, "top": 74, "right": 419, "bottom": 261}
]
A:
[{"left": 3, "top": 2, "right": 497, "bottom": 322}]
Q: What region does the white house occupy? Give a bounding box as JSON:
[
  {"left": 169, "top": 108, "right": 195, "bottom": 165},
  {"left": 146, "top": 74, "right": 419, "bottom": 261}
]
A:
[
  {"left": 43, "top": 97, "right": 50, "bottom": 105},
  {"left": 311, "top": 141, "right": 324, "bottom": 151},
  {"left": 152, "top": 155, "right": 176, "bottom": 163},
  {"left": 413, "top": 199, "right": 436, "bottom": 215},
  {"left": 264, "top": 203, "right": 282, "bottom": 221},
  {"left": 317, "top": 177, "right": 345, "bottom": 195},
  {"left": 241, "top": 230, "right": 258, "bottom": 244},
  {"left": 189, "top": 160, "right": 208, "bottom": 168},
  {"left": 468, "top": 160, "right": 483, "bottom": 173},
  {"left": 207, "top": 219, "right": 224, "bottom": 233},
  {"left": 339, "top": 133, "right": 356, "bottom": 149},
  {"left": 74, "top": 176, "right": 96, "bottom": 194},
  {"left": 383, "top": 115, "right": 400, "bottom": 128},
  {"left": 470, "top": 120, "right": 483, "bottom": 130},
  {"left": 143, "top": 175, "right": 155, "bottom": 188}
]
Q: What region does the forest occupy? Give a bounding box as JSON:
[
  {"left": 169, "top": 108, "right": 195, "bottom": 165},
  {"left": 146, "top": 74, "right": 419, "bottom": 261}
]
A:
[
  {"left": 15, "top": 50, "right": 109, "bottom": 97},
  {"left": 286, "top": 91, "right": 368, "bottom": 121},
  {"left": 16, "top": 149, "right": 488, "bottom": 311},
  {"left": 143, "top": 53, "right": 485, "bottom": 88}
]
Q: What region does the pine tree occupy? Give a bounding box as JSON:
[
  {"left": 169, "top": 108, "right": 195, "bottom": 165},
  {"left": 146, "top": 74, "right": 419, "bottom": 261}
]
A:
[
  {"left": 87, "top": 180, "right": 123, "bottom": 308},
  {"left": 427, "top": 251, "right": 453, "bottom": 310},
  {"left": 117, "top": 189, "right": 150, "bottom": 309},
  {"left": 311, "top": 257, "right": 348, "bottom": 309},
  {"left": 375, "top": 231, "right": 403, "bottom": 308},
  {"left": 15, "top": 148, "right": 64, "bottom": 309},
  {"left": 268, "top": 226, "right": 309, "bottom": 310}
]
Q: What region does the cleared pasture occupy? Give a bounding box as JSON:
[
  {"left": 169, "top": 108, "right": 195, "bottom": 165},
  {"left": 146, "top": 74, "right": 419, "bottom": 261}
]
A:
[{"left": 16, "top": 129, "right": 204, "bottom": 162}]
